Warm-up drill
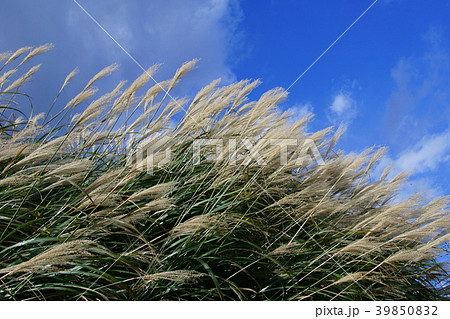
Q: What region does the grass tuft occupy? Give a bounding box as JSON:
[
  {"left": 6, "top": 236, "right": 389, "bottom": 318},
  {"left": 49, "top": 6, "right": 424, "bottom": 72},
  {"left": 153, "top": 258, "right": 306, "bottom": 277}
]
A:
[{"left": 0, "top": 45, "right": 448, "bottom": 300}]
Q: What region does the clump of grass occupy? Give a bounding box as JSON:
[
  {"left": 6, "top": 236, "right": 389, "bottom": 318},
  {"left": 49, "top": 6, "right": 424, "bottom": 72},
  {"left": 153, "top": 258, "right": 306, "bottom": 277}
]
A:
[{"left": 0, "top": 45, "right": 448, "bottom": 300}]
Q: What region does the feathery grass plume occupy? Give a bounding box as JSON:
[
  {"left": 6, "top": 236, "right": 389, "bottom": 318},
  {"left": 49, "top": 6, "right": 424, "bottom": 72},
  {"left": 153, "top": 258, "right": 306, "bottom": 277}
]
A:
[
  {"left": 17, "top": 43, "right": 54, "bottom": 67},
  {"left": 0, "top": 51, "right": 12, "bottom": 62},
  {"left": 124, "top": 103, "right": 161, "bottom": 135},
  {"left": 41, "top": 171, "right": 88, "bottom": 192},
  {"left": 110, "top": 65, "right": 158, "bottom": 115},
  {"left": 333, "top": 272, "right": 370, "bottom": 285},
  {"left": 419, "top": 233, "right": 450, "bottom": 252},
  {"left": 0, "top": 143, "right": 36, "bottom": 162},
  {"left": 63, "top": 87, "right": 98, "bottom": 110},
  {"left": 0, "top": 69, "right": 18, "bottom": 88},
  {"left": 338, "top": 238, "right": 384, "bottom": 255},
  {"left": 127, "top": 182, "right": 175, "bottom": 202},
  {"left": 168, "top": 59, "right": 198, "bottom": 91},
  {"left": 135, "top": 270, "right": 206, "bottom": 290},
  {"left": 83, "top": 167, "right": 131, "bottom": 194},
  {"left": 9, "top": 134, "right": 75, "bottom": 170},
  {"left": 0, "top": 45, "right": 448, "bottom": 301},
  {"left": 8, "top": 114, "right": 46, "bottom": 143},
  {"left": 83, "top": 130, "right": 115, "bottom": 147},
  {"left": 130, "top": 198, "right": 175, "bottom": 215},
  {"left": 138, "top": 78, "right": 169, "bottom": 111},
  {"left": 9, "top": 147, "right": 59, "bottom": 169},
  {"left": 0, "top": 173, "right": 34, "bottom": 187},
  {"left": 0, "top": 240, "right": 99, "bottom": 275},
  {"left": 4, "top": 64, "right": 41, "bottom": 92},
  {"left": 386, "top": 250, "right": 433, "bottom": 263},
  {"left": 3, "top": 46, "right": 32, "bottom": 66},
  {"left": 83, "top": 63, "right": 118, "bottom": 91},
  {"left": 190, "top": 78, "right": 221, "bottom": 106},
  {"left": 59, "top": 67, "right": 79, "bottom": 93},
  {"left": 169, "top": 213, "right": 229, "bottom": 238},
  {"left": 120, "top": 198, "right": 175, "bottom": 225},
  {"left": 73, "top": 94, "right": 110, "bottom": 127},
  {"left": 78, "top": 192, "right": 122, "bottom": 210},
  {"left": 268, "top": 243, "right": 305, "bottom": 256},
  {"left": 47, "top": 158, "right": 93, "bottom": 177}
]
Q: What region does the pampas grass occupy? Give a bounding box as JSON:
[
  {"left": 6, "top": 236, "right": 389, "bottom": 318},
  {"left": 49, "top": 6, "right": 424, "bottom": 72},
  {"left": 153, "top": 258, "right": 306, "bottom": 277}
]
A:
[{"left": 0, "top": 45, "right": 448, "bottom": 300}]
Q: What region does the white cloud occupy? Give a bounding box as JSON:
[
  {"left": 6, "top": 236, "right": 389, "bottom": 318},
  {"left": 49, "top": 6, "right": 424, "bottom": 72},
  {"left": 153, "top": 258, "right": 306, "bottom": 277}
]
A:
[
  {"left": 327, "top": 91, "right": 357, "bottom": 124},
  {"left": 396, "top": 128, "right": 450, "bottom": 173},
  {"left": 372, "top": 125, "right": 450, "bottom": 202},
  {"left": 330, "top": 93, "right": 352, "bottom": 115}
]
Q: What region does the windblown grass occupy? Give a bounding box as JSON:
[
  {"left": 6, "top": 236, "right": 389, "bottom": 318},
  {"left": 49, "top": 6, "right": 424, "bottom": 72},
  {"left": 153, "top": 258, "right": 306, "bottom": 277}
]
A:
[{"left": 0, "top": 45, "right": 448, "bottom": 300}]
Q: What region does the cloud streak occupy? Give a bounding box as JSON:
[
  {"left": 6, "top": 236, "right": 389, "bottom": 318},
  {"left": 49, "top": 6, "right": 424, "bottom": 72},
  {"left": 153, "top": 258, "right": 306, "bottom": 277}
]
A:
[
  {"left": 396, "top": 128, "right": 450, "bottom": 173},
  {"left": 373, "top": 125, "right": 450, "bottom": 201}
]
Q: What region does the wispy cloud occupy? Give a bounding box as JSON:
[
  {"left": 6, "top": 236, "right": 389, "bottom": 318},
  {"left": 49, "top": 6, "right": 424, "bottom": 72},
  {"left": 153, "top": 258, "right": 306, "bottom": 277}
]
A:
[
  {"left": 377, "top": 26, "right": 450, "bottom": 200},
  {"left": 330, "top": 93, "right": 352, "bottom": 115},
  {"left": 373, "top": 125, "right": 450, "bottom": 201},
  {"left": 396, "top": 128, "right": 450, "bottom": 173},
  {"left": 66, "top": 0, "right": 242, "bottom": 91},
  {"left": 327, "top": 91, "right": 357, "bottom": 124},
  {"left": 384, "top": 26, "right": 450, "bottom": 145}
]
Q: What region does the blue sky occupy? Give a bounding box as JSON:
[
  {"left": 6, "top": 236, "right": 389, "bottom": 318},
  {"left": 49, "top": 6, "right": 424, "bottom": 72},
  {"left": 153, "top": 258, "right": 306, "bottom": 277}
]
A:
[{"left": 0, "top": 0, "right": 449, "bottom": 201}]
